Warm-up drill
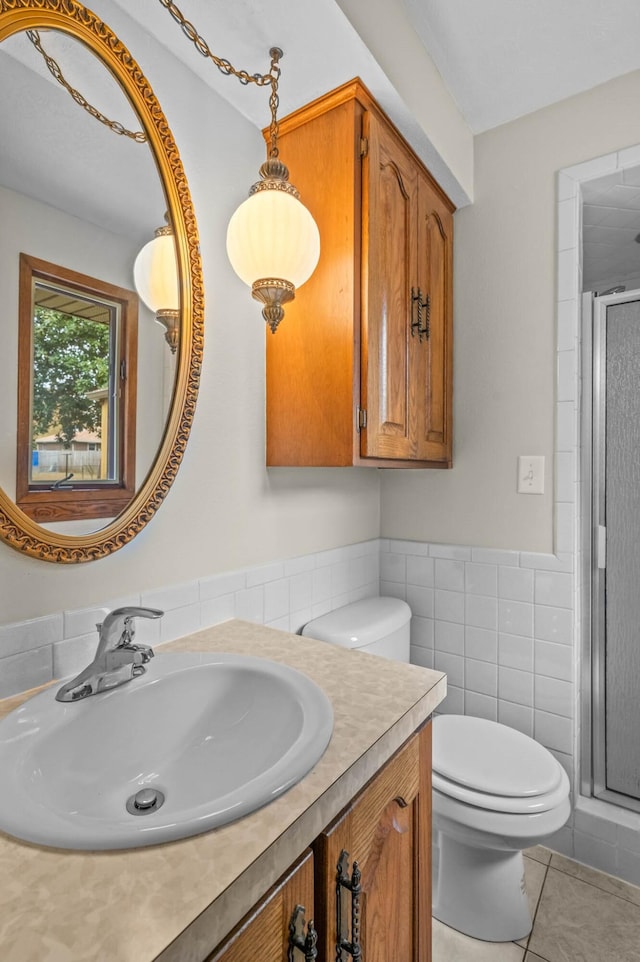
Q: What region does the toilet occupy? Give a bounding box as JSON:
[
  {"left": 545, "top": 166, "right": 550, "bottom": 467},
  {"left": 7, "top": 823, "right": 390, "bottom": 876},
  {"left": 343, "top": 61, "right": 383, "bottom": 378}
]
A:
[
  {"left": 303, "top": 599, "right": 571, "bottom": 944},
  {"left": 432, "top": 714, "right": 570, "bottom": 942}
]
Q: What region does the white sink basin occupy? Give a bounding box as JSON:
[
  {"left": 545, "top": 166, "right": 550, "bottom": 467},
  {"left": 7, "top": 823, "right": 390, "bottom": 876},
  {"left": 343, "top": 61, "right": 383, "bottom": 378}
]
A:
[{"left": 0, "top": 651, "right": 333, "bottom": 850}]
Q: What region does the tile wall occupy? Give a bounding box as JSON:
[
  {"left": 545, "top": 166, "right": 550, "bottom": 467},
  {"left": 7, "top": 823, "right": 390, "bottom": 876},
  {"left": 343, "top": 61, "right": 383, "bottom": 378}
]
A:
[
  {"left": 0, "top": 539, "right": 380, "bottom": 700},
  {"left": 379, "top": 537, "right": 576, "bottom": 857}
]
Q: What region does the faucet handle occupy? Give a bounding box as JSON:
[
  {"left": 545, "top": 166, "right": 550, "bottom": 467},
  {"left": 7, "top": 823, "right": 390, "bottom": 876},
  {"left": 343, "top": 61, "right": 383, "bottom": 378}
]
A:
[
  {"left": 112, "top": 606, "right": 164, "bottom": 623},
  {"left": 115, "top": 607, "right": 164, "bottom": 648},
  {"left": 94, "top": 606, "right": 164, "bottom": 660},
  {"left": 95, "top": 606, "right": 163, "bottom": 633}
]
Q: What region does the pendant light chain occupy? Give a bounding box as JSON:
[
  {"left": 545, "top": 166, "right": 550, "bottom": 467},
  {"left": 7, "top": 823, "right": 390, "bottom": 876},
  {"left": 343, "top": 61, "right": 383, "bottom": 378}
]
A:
[
  {"left": 155, "top": 0, "right": 319, "bottom": 334},
  {"left": 267, "top": 49, "right": 281, "bottom": 159},
  {"left": 157, "top": 0, "right": 282, "bottom": 157},
  {"left": 26, "top": 30, "right": 147, "bottom": 143}
]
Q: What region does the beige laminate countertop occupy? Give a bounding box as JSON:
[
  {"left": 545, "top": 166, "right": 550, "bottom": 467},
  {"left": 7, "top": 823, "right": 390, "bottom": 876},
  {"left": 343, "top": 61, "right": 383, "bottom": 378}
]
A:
[{"left": 0, "top": 619, "right": 446, "bottom": 962}]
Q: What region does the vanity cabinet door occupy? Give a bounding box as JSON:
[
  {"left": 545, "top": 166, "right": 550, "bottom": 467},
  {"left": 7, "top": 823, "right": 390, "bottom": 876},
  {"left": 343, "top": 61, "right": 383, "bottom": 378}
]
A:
[
  {"left": 206, "top": 849, "right": 315, "bottom": 962},
  {"left": 313, "top": 723, "right": 432, "bottom": 962}
]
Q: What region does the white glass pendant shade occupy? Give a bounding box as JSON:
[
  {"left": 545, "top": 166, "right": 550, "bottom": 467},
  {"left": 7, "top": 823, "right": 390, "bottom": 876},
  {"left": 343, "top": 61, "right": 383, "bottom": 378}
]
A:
[
  {"left": 226, "top": 189, "right": 320, "bottom": 290},
  {"left": 133, "top": 228, "right": 179, "bottom": 314}
]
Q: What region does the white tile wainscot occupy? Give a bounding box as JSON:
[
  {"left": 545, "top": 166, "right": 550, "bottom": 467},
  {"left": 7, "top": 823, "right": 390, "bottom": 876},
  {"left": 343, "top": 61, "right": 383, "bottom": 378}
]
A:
[{"left": 0, "top": 539, "right": 380, "bottom": 700}]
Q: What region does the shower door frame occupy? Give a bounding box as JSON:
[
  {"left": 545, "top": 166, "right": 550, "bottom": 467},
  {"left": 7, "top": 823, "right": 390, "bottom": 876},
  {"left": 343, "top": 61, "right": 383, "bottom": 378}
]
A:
[{"left": 582, "top": 287, "right": 640, "bottom": 814}]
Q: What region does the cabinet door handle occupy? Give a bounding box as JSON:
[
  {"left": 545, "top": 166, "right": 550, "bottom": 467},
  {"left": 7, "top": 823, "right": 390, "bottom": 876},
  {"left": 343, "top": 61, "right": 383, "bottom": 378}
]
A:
[
  {"left": 336, "top": 850, "right": 363, "bottom": 961},
  {"left": 288, "top": 904, "right": 318, "bottom": 961},
  {"left": 411, "top": 287, "right": 430, "bottom": 342},
  {"left": 411, "top": 286, "right": 418, "bottom": 339}
]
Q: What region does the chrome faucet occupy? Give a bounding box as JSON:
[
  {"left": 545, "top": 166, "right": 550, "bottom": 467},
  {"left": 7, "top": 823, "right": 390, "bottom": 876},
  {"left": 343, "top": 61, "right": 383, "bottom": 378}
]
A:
[{"left": 55, "top": 607, "right": 164, "bottom": 702}]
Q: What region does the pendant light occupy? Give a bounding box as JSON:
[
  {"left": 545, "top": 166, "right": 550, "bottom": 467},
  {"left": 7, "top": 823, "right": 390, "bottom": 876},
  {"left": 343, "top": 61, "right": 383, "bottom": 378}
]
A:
[{"left": 226, "top": 49, "right": 320, "bottom": 333}]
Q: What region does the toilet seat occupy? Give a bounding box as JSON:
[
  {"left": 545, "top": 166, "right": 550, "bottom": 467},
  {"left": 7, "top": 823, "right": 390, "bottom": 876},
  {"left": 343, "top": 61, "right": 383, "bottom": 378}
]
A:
[
  {"left": 432, "top": 769, "right": 568, "bottom": 814},
  {"left": 432, "top": 714, "right": 567, "bottom": 814}
]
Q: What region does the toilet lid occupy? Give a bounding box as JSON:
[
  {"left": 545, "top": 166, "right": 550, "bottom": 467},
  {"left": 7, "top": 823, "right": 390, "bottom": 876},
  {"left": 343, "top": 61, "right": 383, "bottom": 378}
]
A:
[
  {"left": 301, "top": 598, "right": 411, "bottom": 650},
  {"left": 432, "top": 715, "right": 562, "bottom": 798}
]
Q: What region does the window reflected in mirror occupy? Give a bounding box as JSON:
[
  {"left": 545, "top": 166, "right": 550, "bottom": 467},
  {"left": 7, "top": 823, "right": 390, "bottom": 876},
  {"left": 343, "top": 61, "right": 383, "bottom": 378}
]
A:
[
  {"left": 16, "top": 253, "right": 138, "bottom": 523},
  {"left": 31, "top": 281, "right": 118, "bottom": 484}
]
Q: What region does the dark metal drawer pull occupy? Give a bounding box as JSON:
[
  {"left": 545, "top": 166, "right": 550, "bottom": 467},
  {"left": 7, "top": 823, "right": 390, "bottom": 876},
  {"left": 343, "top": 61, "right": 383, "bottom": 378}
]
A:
[
  {"left": 336, "top": 849, "right": 362, "bottom": 961},
  {"left": 288, "top": 904, "right": 318, "bottom": 961}
]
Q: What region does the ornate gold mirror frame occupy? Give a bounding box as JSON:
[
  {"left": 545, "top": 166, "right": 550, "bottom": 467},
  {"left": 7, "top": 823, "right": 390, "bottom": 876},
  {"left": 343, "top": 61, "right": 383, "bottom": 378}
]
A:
[{"left": 0, "top": 0, "right": 203, "bottom": 563}]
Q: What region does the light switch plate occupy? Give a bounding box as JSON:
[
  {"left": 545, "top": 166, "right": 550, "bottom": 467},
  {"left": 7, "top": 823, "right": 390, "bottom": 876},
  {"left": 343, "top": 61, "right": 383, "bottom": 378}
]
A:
[{"left": 517, "top": 455, "right": 545, "bottom": 494}]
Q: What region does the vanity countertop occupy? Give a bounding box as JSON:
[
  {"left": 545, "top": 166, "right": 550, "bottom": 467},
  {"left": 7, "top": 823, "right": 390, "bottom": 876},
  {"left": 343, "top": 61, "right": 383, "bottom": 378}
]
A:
[{"left": 0, "top": 619, "right": 446, "bottom": 962}]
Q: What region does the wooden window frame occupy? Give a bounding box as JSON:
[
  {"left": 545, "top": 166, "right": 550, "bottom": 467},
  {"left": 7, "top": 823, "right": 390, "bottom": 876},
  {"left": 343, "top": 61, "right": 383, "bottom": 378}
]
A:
[{"left": 16, "top": 253, "right": 138, "bottom": 524}]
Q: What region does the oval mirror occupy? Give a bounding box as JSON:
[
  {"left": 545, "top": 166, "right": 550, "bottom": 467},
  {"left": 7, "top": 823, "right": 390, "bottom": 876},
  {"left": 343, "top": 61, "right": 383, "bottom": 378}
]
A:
[{"left": 0, "top": 1, "right": 203, "bottom": 562}]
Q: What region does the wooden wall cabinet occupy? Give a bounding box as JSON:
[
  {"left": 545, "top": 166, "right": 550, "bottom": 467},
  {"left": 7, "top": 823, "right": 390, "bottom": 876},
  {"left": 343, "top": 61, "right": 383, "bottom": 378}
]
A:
[
  {"left": 208, "top": 724, "right": 432, "bottom": 962},
  {"left": 266, "top": 80, "right": 454, "bottom": 468}
]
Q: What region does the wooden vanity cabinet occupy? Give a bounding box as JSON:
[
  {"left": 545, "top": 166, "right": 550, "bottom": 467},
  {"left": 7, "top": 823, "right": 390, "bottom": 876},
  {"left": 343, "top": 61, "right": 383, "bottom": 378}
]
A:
[
  {"left": 206, "top": 723, "right": 432, "bottom": 962},
  {"left": 265, "top": 79, "right": 454, "bottom": 468},
  {"left": 206, "top": 850, "right": 315, "bottom": 962},
  {"left": 313, "top": 723, "right": 432, "bottom": 962}
]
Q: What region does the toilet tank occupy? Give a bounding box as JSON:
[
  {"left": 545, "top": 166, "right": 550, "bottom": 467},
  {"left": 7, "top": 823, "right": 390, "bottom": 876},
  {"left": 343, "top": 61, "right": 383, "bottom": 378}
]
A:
[{"left": 301, "top": 597, "right": 411, "bottom": 663}]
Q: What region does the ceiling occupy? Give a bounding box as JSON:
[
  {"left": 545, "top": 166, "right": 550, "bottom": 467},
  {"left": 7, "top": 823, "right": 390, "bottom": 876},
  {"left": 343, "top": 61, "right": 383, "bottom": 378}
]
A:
[
  {"left": 3, "top": 0, "right": 640, "bottom": 286},
  {"left": 117, "top": 0, "right": 640, "bottom": 290},
  {"left": 115, "top": 0, "right": 640, "bottom": 137},
  {"left": 403, "top": 0, "right": 640, "bottom": 133},
  {"left": 111, "top": 0, "right": 390, "bottom": 140}
]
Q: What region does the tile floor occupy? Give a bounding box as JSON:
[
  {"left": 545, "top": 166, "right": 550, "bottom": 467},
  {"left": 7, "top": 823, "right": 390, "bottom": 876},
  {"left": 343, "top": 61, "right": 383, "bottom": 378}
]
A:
[{"left": 433, "top": 846, "right": 640, "bottom": 962}]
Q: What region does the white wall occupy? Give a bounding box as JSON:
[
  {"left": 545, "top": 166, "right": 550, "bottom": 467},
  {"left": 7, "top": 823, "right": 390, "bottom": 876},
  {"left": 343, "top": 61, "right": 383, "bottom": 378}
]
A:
[
  {"left": 0, "top": 3, "right": 380, "bottom": 625},
  {"left": 381, "top": 70, "right": 640, "bottom": 554}
]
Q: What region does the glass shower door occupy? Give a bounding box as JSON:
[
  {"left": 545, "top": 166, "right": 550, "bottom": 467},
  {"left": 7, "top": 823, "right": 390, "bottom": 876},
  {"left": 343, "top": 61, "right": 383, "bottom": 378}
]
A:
[{"left": 591, "top": 290, "right": 640, "bottom": 808}]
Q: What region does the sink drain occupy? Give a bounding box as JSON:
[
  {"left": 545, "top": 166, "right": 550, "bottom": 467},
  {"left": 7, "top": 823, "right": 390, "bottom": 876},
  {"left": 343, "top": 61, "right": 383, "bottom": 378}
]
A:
[{"left": 126, "top": 788, "right": 165, "bottom": 816}]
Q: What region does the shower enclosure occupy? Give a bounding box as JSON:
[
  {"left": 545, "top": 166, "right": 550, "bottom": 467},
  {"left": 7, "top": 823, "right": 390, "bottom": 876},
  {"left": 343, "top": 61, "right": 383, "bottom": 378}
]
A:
[{"left": 582, "top": 287, "right": 640, "bottom": 812}]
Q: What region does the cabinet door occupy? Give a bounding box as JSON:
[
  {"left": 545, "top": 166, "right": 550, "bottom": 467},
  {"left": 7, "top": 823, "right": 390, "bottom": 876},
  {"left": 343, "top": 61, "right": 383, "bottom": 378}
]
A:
[
  {"left": 415, "top": 173, "right": 454, "bottom": 464},
  {"left": 314, "top": 724, "right": 432, "bottom": 962},
  {"left": 361, "top": 110, "right": 419, "bottom": 460},
  {"left": 207, "top": 849, "right": 315, "bottom": 962}
]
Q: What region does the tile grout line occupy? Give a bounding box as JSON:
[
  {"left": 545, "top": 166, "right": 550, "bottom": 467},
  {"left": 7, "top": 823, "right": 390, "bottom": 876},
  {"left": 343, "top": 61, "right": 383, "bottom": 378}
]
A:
[
  {"left": 513, "top": 858, "right": 550, "bottom": 956},
  {"left": 526, "top": 860, "right": 551, "bottom": 959}
]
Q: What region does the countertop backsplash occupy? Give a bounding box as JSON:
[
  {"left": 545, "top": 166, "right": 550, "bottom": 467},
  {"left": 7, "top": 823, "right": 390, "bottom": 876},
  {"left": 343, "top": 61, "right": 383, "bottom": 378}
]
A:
[{"left": 0, "top": 539, "right": 381, "bottom": 700}]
